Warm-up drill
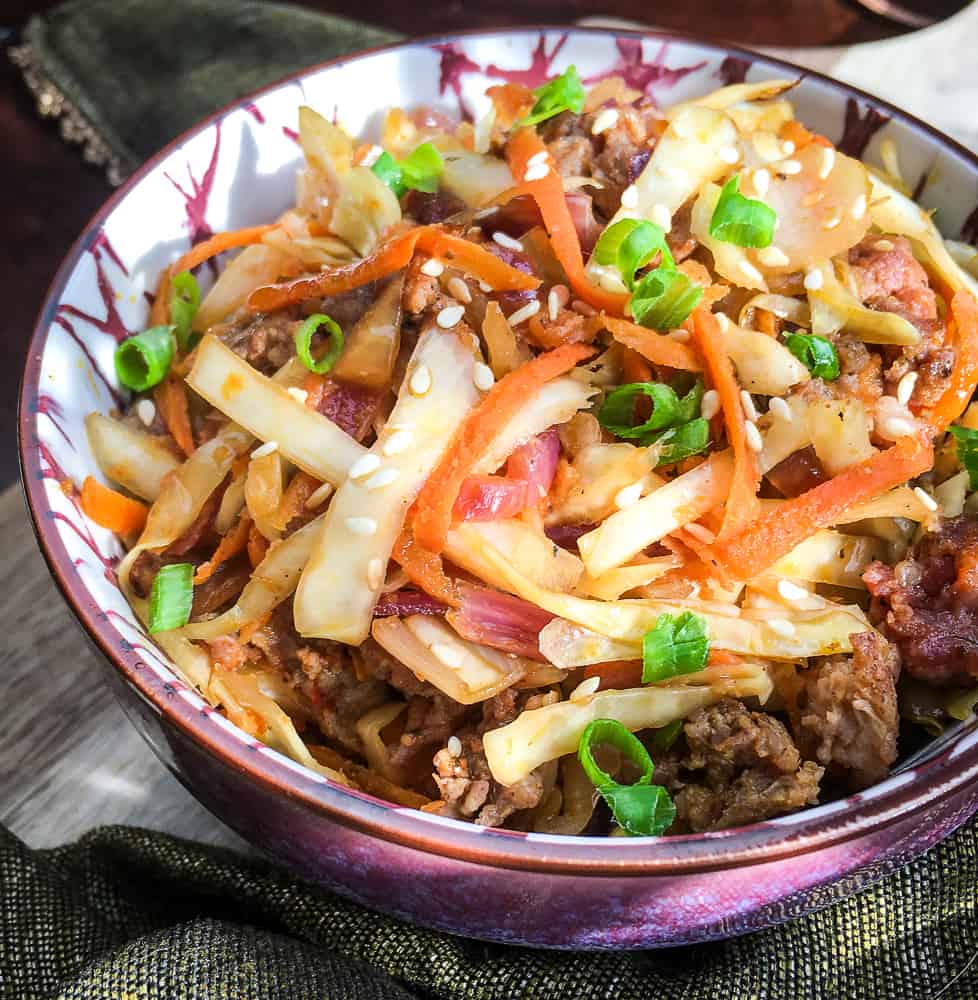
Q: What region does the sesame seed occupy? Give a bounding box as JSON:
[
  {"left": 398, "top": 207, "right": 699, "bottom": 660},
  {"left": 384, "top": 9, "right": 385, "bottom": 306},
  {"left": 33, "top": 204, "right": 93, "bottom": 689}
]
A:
[
  {"left": 740, "top": 390, "right": 759, "bottom": 422},
  {"left": 547, "top": 283, "right": 570, "bottom": 320},
  {"left": 472, "top": 207, "right": 496, "bottom": 220},
  {"left": 527, "top": 150, "right": 549, "bottom": 167},
  {"left": 804, "top": 268, "right": 824, "bottom": 291},
  {"left": 913, "top": 486, "right": 939, "bottom": 512},
  {"left": 420, "top": 258, "right": 444, "bottom": 277},
  {"left": 591, "top": 108, "right": 620, "bottom": 135},
  {"left": 701, "top": 389, "right": 721, "bottom": 421},
  {"left": 436, "top": 304, "right": 465, "bottom": 328},
  {"left": 874, "top": 239, "right": 895, "bottom": 252},
  {"left": 777, "top": 579, "right": 810, "bottom": 603},
  {"left": 780, "top": 159, "right": 802, "bottom": 175},
  {"left": 879, "top": 416, "right": 916, "bottom": 439},
  {"left": 614, "top": 481, "right": 644, "bottom": 510},
  {"left": 287, "top": 386, "right": 309, "bottom": 405},
  {"left": 466, "top": 331, "right": 481, "bottom": 352},
  {"left": 523, "top": 162, "right": 550, "bottom": 182},
  {"left": 782, "top": 140, "right": 796, "bottom": 156},
  {"left": 365, "top": 467, "right": 400, "bottom": 491},
  {"left": 651, "top": 203, "right": 672, "bottom": 231},
  {"left": 492, "top": 231, "right": 523, "bottom": 251},
  {"left": 822, "top": 215, "right": 841, "bottom": 230},
  {"left": 757, "top": 245, "right": 790, "bottom": 268},
  {"left": 366, "top": 557, "right": 385, "bottom": 590},
  {"left": 818, "top": 147, "right": 836, "bottom": 180},
  {"left": 409, "top": 364, "right": 432, "bottom": 396},
  {"left": 769, "top": 397, "right": 792, "bottom": 421},
  {"left": 744, "top": 420, "right": 764, "bottom": 452},
  {"left": 751, "top": 168, "right": 771, "bottom": 197},
  {"left": 670, "top": 329, "right": 691, "bottom": 343},
  {"left": 349, "top": 453, "right": 382, "bottom": 480},
  {"left": 571, "top": 299, "right": 597, "bottom": 317},
  {"left": 447, "top": 735, "right": 463, "bottom": 757},
  {"left": 136, "top": 399, "right": 156, "bottom": 426},
  {"left": 431, "top": 642, "right": 465, "bottom": 669},
  {"left": 685, "top": 522, "right": 716, "bottom": 545},
  {"left": 507, "top": 299, "right": 541, "bottom": 326},
  {"left": 473, "top": 362, "right": 495, "bottom": 392},
  {"left": 479, "top": 280, "right": 493, "bottom": 293},
  {"left": 851, "top": 194, "right": 867, "bottom": 220},
  {"left": 303, "top": 481, "right": 334, "bottom": 509},
  {"left": 738, "top": 259, "right": 764, "bottom": 283},
  {"left": 896, "top": 371, "right": 918, "bottom": 407},
  {"left": 382, "top": 429, "right": 413, "bottom": 456},
  {"left": 346, "top": 516, "right": 377, "bottom": 536},
  {"left": 719, "top": 145, "right": 740, "bottom": 164},
  {"left": 569, "top": 676, "right": 601, "bottom": 703},
  {"left": 447, "top": 276, "right": 472, "bottom": 304},
  {"left": 620, "top": 184, "right": 639, "bottom": 209},
  {"left": 768, "top": 618, "right": 796, "bottom": 637},
  {"left": 251, "top": 440, "right": 278, "bottom": 459}
]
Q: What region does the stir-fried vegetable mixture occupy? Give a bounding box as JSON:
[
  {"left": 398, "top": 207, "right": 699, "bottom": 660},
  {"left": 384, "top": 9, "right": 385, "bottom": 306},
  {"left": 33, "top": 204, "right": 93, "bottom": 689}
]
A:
[{"left": 81, "top": 70, "right": 978, "bottom": 836}]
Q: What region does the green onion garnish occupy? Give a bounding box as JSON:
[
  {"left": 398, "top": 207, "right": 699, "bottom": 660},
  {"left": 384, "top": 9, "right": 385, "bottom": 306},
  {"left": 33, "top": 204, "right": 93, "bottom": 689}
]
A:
[
  {"left": 649, "top": 719, "right": 684, "bottom": 752},
  {"left": 593, "top": 219, "right": 674, "bottom": 290},
  {"left": 578, "top": 719, "right": 676, "bottom": 837},
  {"left": 148, "top": 563, "right": 194, "bottom": 633},
  {"left": 517, "top": 65, "right": 586, "bottom": 128},
  {"left": 114, "top": 325, "right": 176, "bottom": 392},
  {"left": 642, "top": 611, "right": 710, "bottom": 683},
  {"left": 653, "top": 417, "right": 711, "bottom": 467},
  {"left": 170, "top": 270, "right": 201, "bottom": 350},
  {"left": 784, "top": 332, "right": 840, "bottom": 381},
  {"left": 709, "top": 174, "right": 777, "bottom": 248},
  {"left": 629, "top": 268, "right": 703, "bottom": 331},
  {"left": 598, "top": 380, "right": 702, "bottom": 441},
  {"left": 295, "top": 313, "right": 344, "bottom": 374},
  {"left": 371, "top": 142, "right": 444, "bottom": 198},
  {"left": 949, "top": 426, "right": 978, "bottom": 489}
]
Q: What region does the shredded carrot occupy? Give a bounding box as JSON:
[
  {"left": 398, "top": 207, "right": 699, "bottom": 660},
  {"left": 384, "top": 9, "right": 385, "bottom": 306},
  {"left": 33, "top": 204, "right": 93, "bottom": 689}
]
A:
[
  {"left": 239, "top": 611, "right": 273, "bottom": 645},
  {"left": 601, "top": 314, "right": 703, "bottom": 372},
  {"left": 154, "top": 373, "right": 195, "bottom": 456},
  {"left": 505, "top": 128, "right": 629, "bottom": 315},
  {"left": 172, "top": 224, "right": 278, "bottom": 275},
  {"left": 149, "top": 268, "right": 171, "bottom": 327},
  {"left": 778, "top": 119, "right": 832, "bottom": 151},
  {"left": 79, "top": 476, "right": 148, "bottom": 535},
  {"left": 415, "top": 230, "right": 541, "bottom": 291},
  {"left": 302, "top": 372, "right": 328, "bottom": 410},
  {"left": 194, "top": 513, "right": 251, "bottom": 584},
  {"left": 487, "top": 83, "right": 534, "bottom": 129},
  {"left": 391, "top": 531, "right": 461, "bottom": 607},
  {"left": 707, "top": 432, "right": 934, "bottom": 581},
  {"left": 411, "top": 342, "right": 595, "bottom": 554},
  {"left": 708, "top": 648, "right": 742, "bottom": 666},
  {"left": 689, "top": 309, "right": 760, "bottom": 539},
  {"left": 247, "top": 520, "right": 269, "bottom": 568},
  {"left": 276, "top": 471, "right": 320, "bottom": 530},
  {"left": 622, "top": 347, "right": 655, "bottom": 385},
  {"left": 919, "top": 290, "right": 978, "bottom": 433},
  {"left": 583, "top": 660, "right": 643, "bottom": 690}
]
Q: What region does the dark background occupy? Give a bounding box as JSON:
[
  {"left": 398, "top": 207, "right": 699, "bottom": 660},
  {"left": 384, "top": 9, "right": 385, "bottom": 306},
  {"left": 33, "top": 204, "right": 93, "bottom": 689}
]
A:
[{"left": 0, "top": 0, "right": 929, "bottom": 488}]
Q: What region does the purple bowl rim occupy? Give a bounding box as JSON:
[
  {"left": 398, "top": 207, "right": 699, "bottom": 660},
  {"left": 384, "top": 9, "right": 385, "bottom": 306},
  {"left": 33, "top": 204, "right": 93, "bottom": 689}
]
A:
[{"left": 19, "top": 25, "right": 978, "bottom": 876}]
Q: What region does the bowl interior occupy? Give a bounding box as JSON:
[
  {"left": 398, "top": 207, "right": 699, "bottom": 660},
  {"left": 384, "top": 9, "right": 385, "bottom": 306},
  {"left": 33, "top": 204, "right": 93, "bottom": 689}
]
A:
[{"left": 21, "top": 27, "right": 978, "bottom": 871}]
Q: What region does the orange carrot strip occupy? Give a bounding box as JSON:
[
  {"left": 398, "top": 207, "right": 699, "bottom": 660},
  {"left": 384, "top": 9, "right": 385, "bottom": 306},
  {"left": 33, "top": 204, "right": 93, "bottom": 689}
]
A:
[
  {"left": 778, "top": 120, "right": 832, "bottom": 151},
  {"left": 708, "top": 648, "right": 742, "bottom": 666},
  {"left": 154, "top": 374, "right": 195, "bottom": 456},
  {"left": 247, "top": 520, "right": 269, "bottom": 568},
  {"left": 583, "top": 660, "right": 643, "bottom": 691},
  {"left": 412, "top": 342, "right": 595, "bottom": 554},
  {"left": 414, "top": 230, "right": 540, "bottom": 292},
  {"left": 391, "top": 532, "right": 461, "bottom": 607},
  {"left": 172, "top": 224, "right": 278, "bottom": 275},
  {"left": 708, "top": 432, "right": 934, "bottom": 581},
  {"left": 149, "top": 268, "right": 171, "bottom": 327},
  {"left": 622, "top": 347, "right": 655, "bottom": 385},
  {"left": 80, "top": 476, "right": 148, "bottom": 535},
  {"left": 689, "top": 308, "right": 760, "bottom": 540},
  {"left": 602, "top": 314, "right": 703, "bottom": 371},
  {"left": 194, "top": 513, "right": 251, "bottom": 584},
  {"left": 919, "top": 290, "right": 978, "bottom": 433},
  {"left": 505, "top": 128, "right": 629, "bottom": 315}
]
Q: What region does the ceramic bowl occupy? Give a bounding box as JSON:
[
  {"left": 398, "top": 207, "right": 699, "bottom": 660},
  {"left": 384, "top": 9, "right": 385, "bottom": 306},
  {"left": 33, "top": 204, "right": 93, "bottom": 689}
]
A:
[{"left": 20, "top": 27, "right": 978, "bottom": 949}]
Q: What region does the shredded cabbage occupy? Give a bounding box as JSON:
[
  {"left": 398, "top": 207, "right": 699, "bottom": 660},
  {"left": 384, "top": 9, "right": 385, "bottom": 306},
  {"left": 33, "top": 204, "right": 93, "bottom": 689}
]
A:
[{"left": 85, "top": 413, "right": 181, "bottom": 502}]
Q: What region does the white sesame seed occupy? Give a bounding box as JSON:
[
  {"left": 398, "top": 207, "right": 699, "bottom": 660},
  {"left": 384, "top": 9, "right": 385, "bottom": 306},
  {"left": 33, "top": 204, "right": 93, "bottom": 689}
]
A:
[
  {"left": 420, "top": 258, "right": 444, "bottom": 277},
  {"left": 466, "top": 331, "right": 481, "bottom": 352},
  {"left": 670, "top": 329, "right": 691, "bottom": 343},
  {"left": 701, "top": 389, "right": 721, "bottom": 421},
  {"left": 431, "top": 642, "right": 465, "bottom": 669},
  {"left": 751, "top": 168, "right": 771, "bottom": 197},
  {"left": 614, "top": 481, "right": 644, "bottom": 510},
  {"left": 684, "top": 522, "right": 716, "bottom": 545},
  {"left": 409, "top": 364, "right": 432, "bottom": 396},
  {"left": 304, "top": 481, "right": 333, "bottom": 509},
  {"left": 473, "top": 362, "right": 495, "bottom": 392},
  {"left": 287, "top": 386, "right": 309, "bottom": 405},
  {"left": 382, "top": 429, "right": 413, "bottom": 456},
  {"left": 507, "top": 299, "right": 541, "bottom": 326},
  {"left": 913, "top": 486, "right": 939, "bottom": 512},
  {"left": 136, "top": 399, "right": 156, "bottom": 426},
  {"left": 782, "top": 140, "right": 796, "bottom": 156},
  {"left": 349, "top": 453, "right": 382, "bottom": 480},
  {"left": 447, "top": 735, "right": 463, "bottom": 757},
  {"left": 473, "top": 106, "right": 496, "bottom": 155},
  {"left": 620, "top": 184, "right": 639, "bottom": 209},
  {"left": 768, "top": 617, "right": 796, "bottom": 637},
  {"left": 365, "top": 467, "right": 400, "bottom": 491},
  {"left": 740, "top": 390, "right": 759, "bottom": 422},
  {"left": 523, "top": 162, "right": 551, "bottom": 182},
  {"left": 822, "top": 215, "right": 841, "bottom": 230},
  {"left": 571, "top": 299, "right": 597, "bottom": 317},
  {"left": 851, "top": 193, "right": 868, "bottom": 220},
  {"left": 804, "top": 268, "right": 824, "bottom": 291},
  {"left": 874, "top": 239, "right": 895, "bottom": 252},
  {"left": 780, "top": 159, "right": 803, "bottom": 176},
  {"left": 346, "top": 516, "right": 378, "bottom": 536},
  {"left": 436, "top": 304, "right": 465, "bottom": 328},
  {"left": 472, "top": 207, "right": 496, "bottom": 220},
  {"left": 569, "top": 675, "right": 601, "bottom": 703},
  {"left": 769, "top": 397, "right": 792, "bottom": 422},
  {"left": 591, "top": 107, "right": 620, "bottom": 135},
  {"left": 446, "top": 276, "right": 472, "bottom": 304},
  {"left": 896, "top": 371, "right": 918, "bottom": 407},
  {"left": 651, "top": 203, "right": 672, "bottom": 231},
  {"left": 251, "top": 440, "right": 278, "bottom": 459},
  {"left": 757, "top": 245, "right": 790, "bottom": 268},
  {"left": 719, "top": 146, "right": 740, "bottom": 164},
  {"left": 547, "top": 283, "right": 570, "bottom": 320},
  {"left": 527, "top": 150, "right": 549, "bottom": 168},
  {"left": 366, "top": 557, "right": 385, "bottom": 590},
  {"left": 738, "top": 259, "right": 765, "bottom": 284},
  {"left": 744, "top": 420, "right": 764, "bottom": 452},
  {"left": 818, "top": 147, "right": 836, "bottom": 180},
  {"left": 479, "top": 280, "right": 493, "bottom": 293},
  {"left": 492, "top": 231, "right": 524, "bottom": 251},
  {"left": 777, "top": 579, "right": 810, "bottom": 603}
]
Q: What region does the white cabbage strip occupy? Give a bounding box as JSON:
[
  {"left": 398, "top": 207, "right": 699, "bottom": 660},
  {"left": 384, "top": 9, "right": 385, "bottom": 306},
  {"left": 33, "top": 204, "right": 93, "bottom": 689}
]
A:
[
  {"left": 85, "top": 413, "right": 181, "bottom": 502},
  {"left": 721, "top": 320, "right": 810, "bottom": 395},
  {"left": 770, "top": 529, "right": 886, "bottom": 588}
]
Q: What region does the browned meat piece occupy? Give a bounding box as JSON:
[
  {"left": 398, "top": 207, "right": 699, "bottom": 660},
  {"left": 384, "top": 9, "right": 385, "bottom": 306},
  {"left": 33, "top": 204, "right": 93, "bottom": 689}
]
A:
[
  {"left": 766, "top": 446, "right": 827, "bottom": 498},
  {"left": 191, "top": 556, "right": 251, "bottom": 617},
  {"left": 665, "top": 698, "right": 823, "bottom": 832},
  {"left": 213, "top": 312, "right": 300, "bottom": 374},
  {"left": 207, "top": 634, "right": 258, "bottom": 673},
  {"left": 793, "top": 631, "right": 900, "bottom": 790},
  {"left": 391, "top": 692, "right": 470, "bottom": 772},
  {"left": 402, "top": 255, "right": 442, "bottom": 316},
  {"left": 836, "top": 335, "right": 883, "bottom": 406},
  {"left": 315, "top": 380, "right": 382, "bottom": 441},
  {"left": 865, "top": 515, "right": 978, "bottom": 684},
  {"left": 248, "top": 602, "right": 299, "bottom": 670},
  {"left": 525, "top": 307, "right": 594, "bottom": 349},
  {"left": 403, "top": 188, "right": 466, "bottom": 225},
  {"left": 166, "top": 481, "right": 227, "bottom": 556}
]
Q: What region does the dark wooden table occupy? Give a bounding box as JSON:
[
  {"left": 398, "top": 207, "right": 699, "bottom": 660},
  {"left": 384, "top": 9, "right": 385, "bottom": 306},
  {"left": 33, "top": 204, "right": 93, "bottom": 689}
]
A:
[{"left": 0, "top": 0, "right": 920, "bottom": 489}]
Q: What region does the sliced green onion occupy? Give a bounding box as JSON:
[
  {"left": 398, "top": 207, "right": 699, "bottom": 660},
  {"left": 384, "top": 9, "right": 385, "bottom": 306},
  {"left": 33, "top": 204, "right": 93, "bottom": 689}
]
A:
[
  {"left": 295, "top": 313, "right": 344, "bottom": 374},
  {"left": 784, "top": 332, "right": 840, "bottom": 381},
  {"left": 642, "top": 611, "right": 710, "bottom": 683},
  {"left": 709, "top": 174, "right": 777, "bottom": 248},
  {"left": 148, "top": 563, "right": 194, "bottom": 633},
  {"left": 598, "top": 380, "right": 702, "bottom": 441},
  {"left": 652, "top": 417, "right": 710, "bottom": 467},
  {"left": 170, "top": 270, "right": 201, "bottom": 350},
  {"left": 630, "top": 269, "right": 703, "bottom": 331},
  {"left": 517, "top": 65, "right": 586, "bottom": 128},
  {"left": 949, "top": 426, "right": 978, "bottom": 489},
  {"left": 371, "top": 142, "right": 444, "bottom": 198},
  {"left": 578, "top": 719, "right": 676, "bottom": 837},
  {"left": 114, "top": 325, "right": 176, "bottom": 392},
  {"left": 371, "top": 152, "right": 403, "bottom": 195},
  {"left": 649, "top": 719, "right": 684, "bottom": 752},
  {"left": 593, "top": 219, "right": 674, "bottom": 289}
]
